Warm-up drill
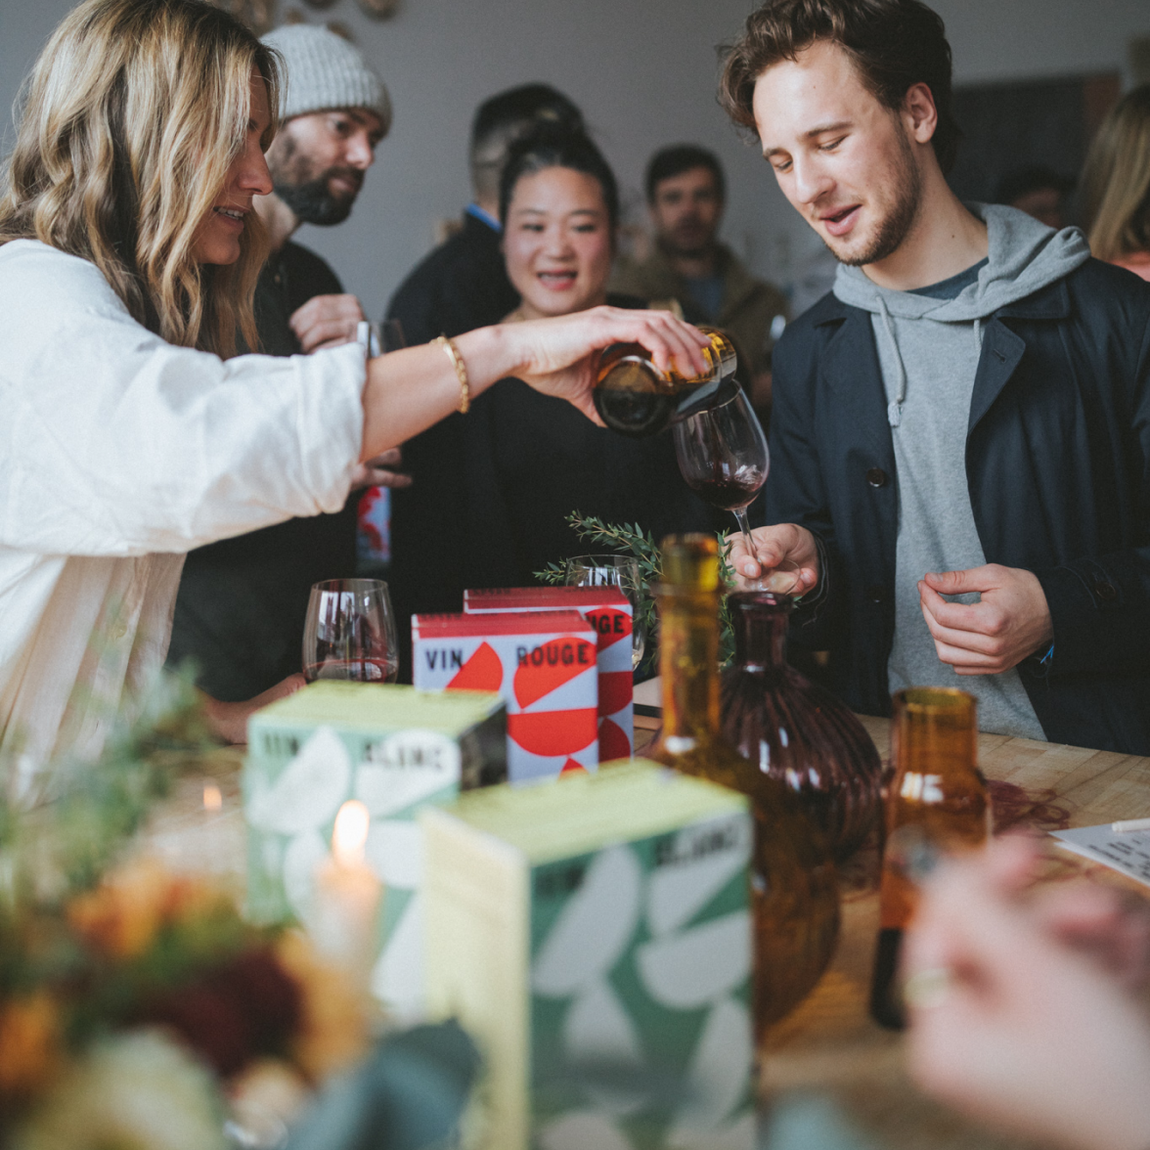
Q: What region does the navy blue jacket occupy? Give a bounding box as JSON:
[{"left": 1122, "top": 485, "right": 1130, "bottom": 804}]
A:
[{"left": 766, "top": 258, "right": 1150, "bottom": 754}]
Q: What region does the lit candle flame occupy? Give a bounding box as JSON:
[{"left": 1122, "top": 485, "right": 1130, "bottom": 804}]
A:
[
  {"left": 202, "top": 782, "right": 223, "bottom": 811},
  {"left": 332, "top": 799, "right": 370, "bottom": 868}
]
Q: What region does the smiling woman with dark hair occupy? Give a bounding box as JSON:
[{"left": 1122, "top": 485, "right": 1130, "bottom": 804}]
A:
[{"left": 429, "top": 127, "right": 719, "bottom": 608}]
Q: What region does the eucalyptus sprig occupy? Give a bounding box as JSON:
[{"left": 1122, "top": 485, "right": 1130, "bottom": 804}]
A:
[{"left": 534, "top": 512, "right": 738, "bottom": 667}]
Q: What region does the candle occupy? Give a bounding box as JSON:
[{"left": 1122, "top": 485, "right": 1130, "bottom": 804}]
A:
[{"left": 313, "top": 800, "right": 384, "bottom": 987}]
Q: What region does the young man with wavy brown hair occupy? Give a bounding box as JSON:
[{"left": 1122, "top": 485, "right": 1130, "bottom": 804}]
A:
[{"left": 722, "top": 0, "right": 1150, "bottom": 754}]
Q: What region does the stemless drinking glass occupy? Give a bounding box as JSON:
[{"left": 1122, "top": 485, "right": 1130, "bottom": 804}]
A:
[
  {"left": 564, "top": 554, "right": 647, "bottom": 670},
  {"left": 672, "top": 383, "right": 802, "bottom": 595},
  {"left": 302, "top": 578, "right": 399, "bottom": 683}
]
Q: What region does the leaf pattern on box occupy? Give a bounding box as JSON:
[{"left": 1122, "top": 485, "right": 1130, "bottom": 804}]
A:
[
  {"left": 645, "top": 821, "right": 752, "bottom": 938},
  {"left": 246, "top": 725, "right": 350, "bottom": 834},
  {"left": 562, "top": 979, "right": 647, "bottom": 1117},
  {"left": 365, "top": 819, "right": 422, "bottom": 889},
  {"left": 666, "top": 995, "right": 753, "bottom": 1139},
  {"left": 538, "top": 1110, "right": 633, "bottom": 1150},
  {"left": 636, "top": 912, "right": 751, "bottom": 1010},
  {"left": 533, "top": 846, "right": 642, "bottom": 997}
]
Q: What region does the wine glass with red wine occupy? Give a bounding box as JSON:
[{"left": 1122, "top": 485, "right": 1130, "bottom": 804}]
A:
[
  {"left": 303, "top": 578, "right": 399, "bottom": 684},
  {"left": 672, "top": 384, "right": 802, "bottom": 594}
]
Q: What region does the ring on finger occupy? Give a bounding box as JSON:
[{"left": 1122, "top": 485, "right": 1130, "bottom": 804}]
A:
[{"left": 902, "top": 966, "right": 953, "bottom": 1010}]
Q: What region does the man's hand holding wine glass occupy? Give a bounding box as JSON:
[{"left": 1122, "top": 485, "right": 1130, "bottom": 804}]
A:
[{"left": 729, "top": 525, "right": 821, "bottom": 596}]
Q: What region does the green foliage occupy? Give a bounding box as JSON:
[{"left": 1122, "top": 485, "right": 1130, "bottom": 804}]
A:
[
  {"left": 0, "top": 666, "right": 217, "bottom": 909},
  {"left": 534, "top": 512, "right": 738, "bottom": 667}
]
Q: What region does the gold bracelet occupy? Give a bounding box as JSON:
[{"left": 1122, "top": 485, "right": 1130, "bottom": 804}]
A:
[{"left": 434, "top": 334, "right": 470, "bottom": 414}]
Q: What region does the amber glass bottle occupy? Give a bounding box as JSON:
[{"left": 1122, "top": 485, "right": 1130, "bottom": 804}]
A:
[
  {"left": 870, "top": 687, "right": 989, "bottom": 1028},
  {"left": 593, "top": 327, "right": 739, "bottom": 438},
  {"left": 646, "top": 535, "right": 840, "bottom": 1039}
]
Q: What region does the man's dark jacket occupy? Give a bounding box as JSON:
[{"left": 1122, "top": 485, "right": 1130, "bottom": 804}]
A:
[{"left": 767, "top": 258, "right": 1150, "bottom": 754}]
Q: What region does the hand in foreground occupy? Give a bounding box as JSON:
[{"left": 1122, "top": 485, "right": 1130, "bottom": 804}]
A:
[
  {"left": 507, "top": 306, "right": 712, "bottom": 424},
  {"left": 905, "top": 835, "right": 1150, "bottom": 1150},
  {"left": 290, "top": 294, "right": 366, "bottom": 353},
  {"left": 919, "top": 564, "right": 1053, "bottom": 675},
  {"left": 202, "top": 673, "right": 306, "bottom": 745},
  {"left": 350, "top": 447, "right": 412, "bottom": 491},
  {"left": 726, "top": 524, "right": 820, "bottom": 595}
]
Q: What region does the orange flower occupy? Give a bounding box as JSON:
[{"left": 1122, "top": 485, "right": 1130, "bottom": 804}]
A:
[
  {"left": 67, "top": 859, "right": 223, "bottom": 959},
  {"left": 0, "top": 992, "right": 61, "bottom": 1096},
  {"left": 272, "top": 930, "right": 373, "bottom": 1081}
]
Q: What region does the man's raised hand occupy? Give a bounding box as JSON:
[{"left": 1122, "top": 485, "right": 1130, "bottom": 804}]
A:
[{"left": 919, "top": 564, "right": 1053, "bottom": 675}]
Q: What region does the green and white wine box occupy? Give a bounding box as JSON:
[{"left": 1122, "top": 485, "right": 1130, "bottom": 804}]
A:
[
  {"left": 243, "top": 681, "right": 506, "bottom": 1019},
  {"left": 421, "top": 760, "right": 755, "bottom": 1150}
]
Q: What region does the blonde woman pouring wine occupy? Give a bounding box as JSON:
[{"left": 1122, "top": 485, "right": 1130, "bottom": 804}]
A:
[{"left": 0, "top": 0, "right": 709, "bottom": 771}]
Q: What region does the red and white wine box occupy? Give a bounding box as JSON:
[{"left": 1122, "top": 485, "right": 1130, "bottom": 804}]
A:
[
  {"left": 463, "top": 586, "right": 633, "bottom": 761},
  {"left": 412, "top": 610, "right": 599, "bottom": 784}
]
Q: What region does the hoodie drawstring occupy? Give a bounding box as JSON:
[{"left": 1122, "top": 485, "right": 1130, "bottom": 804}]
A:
[
  {"left": 876, "top": 304, "right": 986, "bottom": 429},
  {"left": 876, "top": 294, "right": 907, "bottom": 428}
]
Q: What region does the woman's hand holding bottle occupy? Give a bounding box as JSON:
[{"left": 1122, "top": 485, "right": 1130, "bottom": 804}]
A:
[{"left": 507, "top": 305, "right": 712, "bottom": 422}]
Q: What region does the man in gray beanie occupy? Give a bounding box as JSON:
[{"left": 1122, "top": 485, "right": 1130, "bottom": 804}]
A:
[
  {"left": 168, "top": 23, "right": 407, "bottom": 705},
  {"left": 254, "top": 23, "right": 392, "bottom": 353}
]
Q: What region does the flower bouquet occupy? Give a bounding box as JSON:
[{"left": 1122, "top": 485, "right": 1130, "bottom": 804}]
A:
[{"left": 0, "top": 673, "right": 474, "bottom": 1150}]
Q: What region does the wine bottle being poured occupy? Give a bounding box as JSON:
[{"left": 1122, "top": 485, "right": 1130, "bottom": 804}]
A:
[{"left": 593, "top": 326, "right": 740, "bottom": 437}]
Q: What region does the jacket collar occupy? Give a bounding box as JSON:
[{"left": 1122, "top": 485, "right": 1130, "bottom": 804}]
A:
[
  {"left": 812, "top": 270, "right": 1072, "bottom": 324},
  {"left": 813, "top": 271, "right": 1071, "bottom": 437}
]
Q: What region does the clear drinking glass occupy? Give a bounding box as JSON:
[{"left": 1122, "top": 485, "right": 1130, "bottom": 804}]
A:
[
  {"left": 672, "top": 383, "right": 803, "bottom": 595},
  {"left": 302, "top": 578, "right": 399, "bottom": 683},
  {"left": 564, "top": 554, "right": 647, "bottom": 670}
]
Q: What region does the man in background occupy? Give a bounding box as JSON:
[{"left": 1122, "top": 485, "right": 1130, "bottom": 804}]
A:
[
  {"left": 611, "top": 144, "right": 788, "bottom": 406},
  {"left": 168, "top": 24, "right": 403, "bottom": 712},
  {"left": 384, "top": 84, "right": 584, "bottom": 679},
  {"left": 386, "top": 83, "right": 584, "bottom": 343}
]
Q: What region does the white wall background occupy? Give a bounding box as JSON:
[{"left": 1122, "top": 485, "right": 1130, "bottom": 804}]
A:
[{"left": 2, "top": 0, "right": 1147, "bottom": 319}]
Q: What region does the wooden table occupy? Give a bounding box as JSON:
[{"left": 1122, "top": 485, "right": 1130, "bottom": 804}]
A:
[
  {"left": 759, "top": 715, "right": 1150, "bottom": 1150},
  {"left": 140, "top": 707, "right": 1150, "bottom": 1150}
]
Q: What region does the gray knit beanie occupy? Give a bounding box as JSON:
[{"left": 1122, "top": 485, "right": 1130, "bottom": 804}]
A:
[{"left": 261, "top": 25, "right": 391, "bottom": 131}]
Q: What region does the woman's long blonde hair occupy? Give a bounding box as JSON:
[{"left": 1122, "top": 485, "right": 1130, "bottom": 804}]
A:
[
  {"left": 0, "top": 0, "right": 280, "bottom": 356},
  {"left": 1081, "top": 85, "right": 1150, "bottom": 266}
]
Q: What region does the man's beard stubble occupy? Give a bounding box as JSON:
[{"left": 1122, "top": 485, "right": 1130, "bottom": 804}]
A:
[
  {"left": 829, "top": 131, "right": 923, "bottom": 268},
  {"left": 270, "top": 135, "right": 362, "bottom": 226}
]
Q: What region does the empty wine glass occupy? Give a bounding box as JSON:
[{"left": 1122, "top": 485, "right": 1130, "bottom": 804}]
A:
[
  {"left": 672, "top": 384, "right": 802, "bottom": 595},
  {"left": 303, "top": 579, "right": 399, "bottom": 683},
  {"left": 564, "top": 554, "right": 647, "bottom": 670}
]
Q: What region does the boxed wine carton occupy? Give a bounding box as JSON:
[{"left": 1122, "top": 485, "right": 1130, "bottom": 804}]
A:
[
  {"left": 243, "top": 680, "right": 506, "bottom": 1019},
  {"left": 421, "top": 761, "right": 755, "bottom": 1150},
  {"left": 412, "top": 609, "right": 599, "bottom": 783},
  {"left": 464, "top": 585, "right": 634, "bottom": 760}
]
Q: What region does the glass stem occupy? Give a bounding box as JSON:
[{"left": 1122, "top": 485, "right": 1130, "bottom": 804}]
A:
[{"left": 732, "top": 507, "right": 756, "bottom": 565}]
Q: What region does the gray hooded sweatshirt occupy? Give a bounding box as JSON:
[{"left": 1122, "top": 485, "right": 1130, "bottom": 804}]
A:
[{"left": 832, "top": 204, "right": 1091, "bottom": 739}]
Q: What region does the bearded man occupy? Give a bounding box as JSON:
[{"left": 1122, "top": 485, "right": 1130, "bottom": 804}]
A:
[
  {"left": 724, "top": 0, "right": 1150, "bottom": 753},
  {"left": 167, "top": 25, "right": 405, "bottom": 704}
]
